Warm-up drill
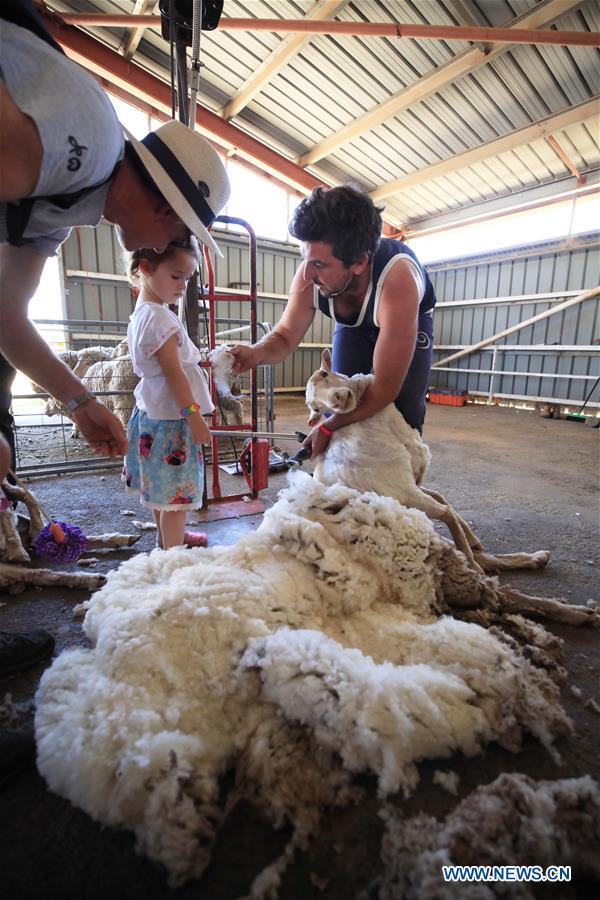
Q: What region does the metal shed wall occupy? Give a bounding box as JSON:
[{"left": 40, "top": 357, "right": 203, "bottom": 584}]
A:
[
  {"left": 60, "top": 222, "right": 327, "bottom": 388},
  {"left": 428, "top": 234, "right": 600, "bottom": 407},
  {"left": 60, "top": 224, "right": 598, "bottom": 406}
]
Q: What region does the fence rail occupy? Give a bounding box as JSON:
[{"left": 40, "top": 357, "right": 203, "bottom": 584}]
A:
[{"left": 13, "top": 318, "right": 275, "bottom": 476}]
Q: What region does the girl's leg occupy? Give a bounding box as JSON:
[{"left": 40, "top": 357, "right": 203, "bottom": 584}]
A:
[{"left": 159, "top": 510, "right": 187, "bottom": 549}]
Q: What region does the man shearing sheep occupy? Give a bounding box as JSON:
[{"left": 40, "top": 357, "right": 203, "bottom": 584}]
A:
[{"left": 230, "top": 185, "right": 436, "bottom": 458}]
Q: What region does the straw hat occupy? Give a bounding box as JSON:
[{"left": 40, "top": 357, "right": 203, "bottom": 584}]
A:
[{"left": 124, "top": 121, "right": 230, "bottom": 256}]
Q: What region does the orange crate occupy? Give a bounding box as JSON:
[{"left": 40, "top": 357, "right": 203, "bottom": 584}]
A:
[{"left": 429, "top": 391, "right": 467, "bottom": 407}]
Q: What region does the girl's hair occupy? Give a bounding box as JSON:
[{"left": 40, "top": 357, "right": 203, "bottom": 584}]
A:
[{"left": 128, "top": 238, "right": 201, "bottom": 285}]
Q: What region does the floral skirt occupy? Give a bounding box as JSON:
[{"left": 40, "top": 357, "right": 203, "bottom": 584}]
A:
[{"left": 122, "top": 407, "right": 205, "bottom": 511}]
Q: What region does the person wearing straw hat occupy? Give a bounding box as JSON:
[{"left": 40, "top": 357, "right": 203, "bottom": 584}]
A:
[
  {"left": 0, "top": 1, "right": 230, "bottom": 753},
  {"left": 0, "top": 2, "right": 231, "bottom": 470}
]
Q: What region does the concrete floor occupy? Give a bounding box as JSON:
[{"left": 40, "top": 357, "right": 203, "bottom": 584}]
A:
[{"left": 1, "top": 398, "right": 598, "bottom": 900}]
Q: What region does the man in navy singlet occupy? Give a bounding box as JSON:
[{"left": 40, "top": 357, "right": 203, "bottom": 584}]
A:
[{"left": 231, "top": 185, "right": 436, "bottom": 455}]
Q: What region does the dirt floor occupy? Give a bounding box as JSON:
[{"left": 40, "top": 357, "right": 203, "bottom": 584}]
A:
[{"left": 1, "top": 398, "right": 598, "bottom": 900}]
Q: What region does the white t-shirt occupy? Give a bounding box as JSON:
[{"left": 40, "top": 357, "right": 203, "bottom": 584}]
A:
[
  {"left": 0, "top": 20, "right": 124, "bottom": 257},
  {"left": 127, "top": 302, "right": 214, "bottom": 420}
]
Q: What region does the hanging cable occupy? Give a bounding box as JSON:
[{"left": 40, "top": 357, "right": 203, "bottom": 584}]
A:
[
  {"left": 188, "top": 0, "right": 203, "bottom": 129},
  {"left": 175, "top": 42, "right": 189, "bottom": 125},
  {"left": 168, "top": 0, "right": 176, "bottom": 118}
]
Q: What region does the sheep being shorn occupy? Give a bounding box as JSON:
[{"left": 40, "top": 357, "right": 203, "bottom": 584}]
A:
[
  {"left": 35, "top": 472, "right": 579, "bottom": 892},
  {"left": 305, "top": 351, "right": 592, "bottom": 620}
]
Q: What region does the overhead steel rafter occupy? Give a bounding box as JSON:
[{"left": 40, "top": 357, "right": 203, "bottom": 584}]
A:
[
  {"left": 545, "top": 135, "right": 586, "bottom": 184},
  {"left": 40, "top": 10, "right": 327, "bottom": 197},
  {"left": 298, "top": 0, "right": 585, "bottom": 168},
  {"left": 120, "top": 0, "right": 158, "bottom": 60},
  {"left": 221, "top": 0, "right": 350, "bottom": 121},
  {"left": 370, "top": 98, "right": 600, "bottom": 203},
  {"left": 99, "top": 77, "right": 306, "bottom": 199},
  {"left": 54, "top": 13, "right": 600, "bottom": 47},
  {"left": 40, "top": 3, "right": 598, "bottom": 234}
]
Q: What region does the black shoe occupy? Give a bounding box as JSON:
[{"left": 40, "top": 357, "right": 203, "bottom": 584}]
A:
[
  {"left": 0, "top": 630, "right": 55, "bottom": 679},
  {"left": 0, "top": 728, "right": 36, "bottom": 788}
]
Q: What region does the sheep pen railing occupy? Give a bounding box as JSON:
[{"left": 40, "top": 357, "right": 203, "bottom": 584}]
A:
[{"left": 11, "top": 319, "right": 275, "bottom": 478}]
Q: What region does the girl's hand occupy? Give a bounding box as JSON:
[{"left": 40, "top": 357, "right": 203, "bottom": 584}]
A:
[{"left": 188, "top": 412, "right": 211, "bottom": 446}]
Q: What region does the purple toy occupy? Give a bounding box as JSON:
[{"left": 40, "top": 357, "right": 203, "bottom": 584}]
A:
[{"left": 34, "top": 521, "right": 88, "bottom": 563}]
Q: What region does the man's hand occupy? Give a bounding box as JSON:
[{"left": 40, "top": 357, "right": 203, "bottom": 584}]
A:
[
  {"left": 71, "top": 400, "right": 128, "bottom": 458},
  {"left": 229, "top": 344, "right": 259, "bottom": 374},
  {"left": 302, "top": 423, "right": 331, "bottom": 459}
]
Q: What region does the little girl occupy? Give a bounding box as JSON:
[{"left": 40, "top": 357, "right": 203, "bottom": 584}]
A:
[{"left": 122, "top": 241, "right": 212, "bottom": 549}]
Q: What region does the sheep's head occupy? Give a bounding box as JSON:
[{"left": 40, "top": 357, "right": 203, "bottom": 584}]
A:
[
  {"left": 112, "top": 339, "right": 129, "bottom": 358},
  {"left": 305, "top": 349, "right": 363, "bottom": 426}
]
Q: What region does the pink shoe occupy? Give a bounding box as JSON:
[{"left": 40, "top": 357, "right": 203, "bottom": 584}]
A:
[{"left": 184, "top": 530, "right": 208, "bottom": 548}]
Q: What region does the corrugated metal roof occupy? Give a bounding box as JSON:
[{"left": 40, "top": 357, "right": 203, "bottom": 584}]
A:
[{"left": 36, "top": 1, "right": 600, "bottom": 230}]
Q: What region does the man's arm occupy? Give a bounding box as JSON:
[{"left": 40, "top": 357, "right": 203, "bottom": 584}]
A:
[
  {"left": 0, "top": 245, "right": 94, "bottom": 401},
  {"left": 0, "top": 244, "right": 127, "bottom": 457},
  {"left": 230, "top": 263, "right": 316, "bottom": 373},
  {"left": 305, "top": 259, "right": 421, "bottom": 455}
]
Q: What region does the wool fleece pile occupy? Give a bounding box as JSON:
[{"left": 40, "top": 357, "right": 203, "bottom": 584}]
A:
[{"left": 35, "top": 472, "right": 570, "bottom": 893}]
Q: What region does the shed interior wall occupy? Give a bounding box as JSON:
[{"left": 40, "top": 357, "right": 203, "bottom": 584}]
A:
[{"left": 59, "top": 224, "right": 599, "bottom": 407}]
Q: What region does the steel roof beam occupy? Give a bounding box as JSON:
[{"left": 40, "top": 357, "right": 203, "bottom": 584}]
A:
[
  {"left": 404, "top": 181, "right": 598, "bottom": 238},
  {"left": 221, "top": 0, "right": 349, "bottom": 121},
  {"left": 120, "top": 0, "right": 158, "bottom": 60},
  {"left": 298, "top": 0, "right": 585, "bottom": 167},
  {"left": 57, "top": 13, "right": 599, "bottom": 47},
  {"left": 41, "top": 11, "right": 326, "bottom": 196},
  {"left": 370, "top": 98, "right": 599, "bottom": 202},
  {"left": 545, "top": 135, "right": 586, "bottom": 183}
]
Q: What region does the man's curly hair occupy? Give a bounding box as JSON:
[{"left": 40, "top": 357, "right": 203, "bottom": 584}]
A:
[{"left": 289, "top": 185, "right": 383, "bottom": 267}]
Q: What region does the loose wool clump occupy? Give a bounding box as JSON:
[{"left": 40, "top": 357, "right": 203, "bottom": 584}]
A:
[
  {"left": 210, "top": 345, "right": 236, "bottom": 395},
  {"left": 373, "top": 773, "right": 600, "bottom": 899},
  {"left": 35, "top": 473, "right": 571, "bottom": 891}
]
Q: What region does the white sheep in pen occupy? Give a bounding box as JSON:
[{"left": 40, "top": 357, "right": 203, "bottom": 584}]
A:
[
  {"left": 75, "top": 354, "right": 139, "bottom": 433},
  {"left": 42, "top": 343, "right": 242, "bottom": 436},
  {"left": 39, "top": 341, "right": 137, "bottom": 437}
]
